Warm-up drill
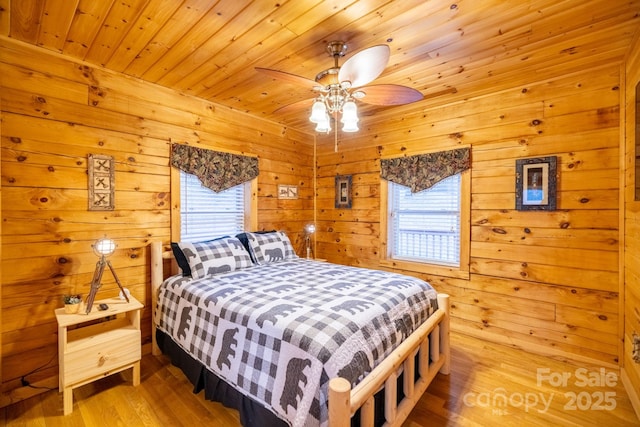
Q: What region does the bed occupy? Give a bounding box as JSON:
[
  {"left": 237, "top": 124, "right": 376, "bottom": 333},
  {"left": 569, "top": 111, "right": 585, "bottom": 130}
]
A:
[{"left": 150, "top": 231, "right": 450, "bottom": 427}]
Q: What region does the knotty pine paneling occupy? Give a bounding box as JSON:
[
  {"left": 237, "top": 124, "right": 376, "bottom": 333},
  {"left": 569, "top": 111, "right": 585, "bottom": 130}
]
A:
[
  {"left": 0, "top": 38, "right": 313, "bottom": 404},
  {"left": 315, "top": 63, "right": 623, "bottom": 368},
  {"left": 623, "top": 27, "right": 640, "bottom": 417}
]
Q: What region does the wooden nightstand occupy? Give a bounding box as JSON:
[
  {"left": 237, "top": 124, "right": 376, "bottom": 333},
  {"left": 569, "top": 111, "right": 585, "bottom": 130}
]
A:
[{"left": 55, "top": 296, "right": 143, "bottom": 415}]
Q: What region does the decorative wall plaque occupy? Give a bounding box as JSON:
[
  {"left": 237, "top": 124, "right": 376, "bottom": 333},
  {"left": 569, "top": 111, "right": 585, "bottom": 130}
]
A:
[{"left": 88, "top": 154, "right": 115, "bottom": 211}]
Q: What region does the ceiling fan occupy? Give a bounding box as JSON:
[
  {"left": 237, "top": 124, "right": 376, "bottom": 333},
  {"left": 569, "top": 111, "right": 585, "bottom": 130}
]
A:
[{"left": 256, "top": 41, "right": 424, "bottom": 134}]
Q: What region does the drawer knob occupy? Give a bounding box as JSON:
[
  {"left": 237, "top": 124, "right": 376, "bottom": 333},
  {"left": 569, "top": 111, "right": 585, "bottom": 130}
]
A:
[{"left": 99, "top": 354, "right": 110, "bottom": 365}]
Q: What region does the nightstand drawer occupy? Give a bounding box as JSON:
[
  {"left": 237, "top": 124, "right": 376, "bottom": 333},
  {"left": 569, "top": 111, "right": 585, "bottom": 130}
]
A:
[{"left": 64, "top": 328, "right": 141, "bottom": 385}]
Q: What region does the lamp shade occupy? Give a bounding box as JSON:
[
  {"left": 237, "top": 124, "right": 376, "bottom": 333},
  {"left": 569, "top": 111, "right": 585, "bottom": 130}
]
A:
[
  {"left": 341, "top": 100, "right": 359, "bottom": 132},
  {"left": 315, "top": 113, "right": 331, "bottom": 132},
  {"left": 309, "top": 100, "right": 327, "bottom": 123},
  {"left": 305, "top": 223, "right": 316, "bottom": 234},
  {"left": 94, "top": 238, "right": 116, "bottom": 256},
  {"left": 340, "top": 101, "right": 358, "bottom": 123}
]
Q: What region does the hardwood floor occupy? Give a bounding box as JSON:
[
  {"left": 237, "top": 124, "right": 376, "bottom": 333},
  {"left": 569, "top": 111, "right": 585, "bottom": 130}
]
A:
[{"left": 2, "top": 332, "right": 638, "bottom": 426}]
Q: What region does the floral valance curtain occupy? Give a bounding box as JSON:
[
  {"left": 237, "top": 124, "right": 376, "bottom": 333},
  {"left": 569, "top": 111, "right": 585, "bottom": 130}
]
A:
[
  {"left": 170, "top": 143, "right": 259, "bottom": 192},
  {"left": 380, "top": 147, "right": 470, "bottom": 193}
]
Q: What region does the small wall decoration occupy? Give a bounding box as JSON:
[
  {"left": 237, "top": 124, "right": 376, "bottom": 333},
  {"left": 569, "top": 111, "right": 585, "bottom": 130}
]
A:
[
  {"left": 515, "top": 156, "right": 557, "bottom": 211},
  {"left": 88, "top": 154, "right": 115, "bottom": 211},
  {"left": 278, "top": 184, "right": 298, "bottom": 199},
  {"left": 335, "top": 175, "right": 352, "bottom": 209}
]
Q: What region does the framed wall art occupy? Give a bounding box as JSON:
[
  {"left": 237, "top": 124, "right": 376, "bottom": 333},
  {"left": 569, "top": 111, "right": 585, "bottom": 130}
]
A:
[
  {"left": 515, "top": 156, "right": 557, "bottom": 211},
  {"left": 277, "top": 184, "right": 298, "bottom": 199},
  {"left": 335, "top": 175, "right": 352, "bottom": 209},
  {"left": 88, "top": 154, "right": 115, "bottom": 211}
]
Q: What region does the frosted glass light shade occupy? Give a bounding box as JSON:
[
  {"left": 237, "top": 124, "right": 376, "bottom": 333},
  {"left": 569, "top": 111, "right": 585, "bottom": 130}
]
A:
[
  {"left": 340, "top": 101, "right": 358, "bottom": 123},
  {"left": 309, "top": 100, "right": 327, "bottom": 123},
  {"left": 315, "top": 113, "right": 331, "bottom": 132},
  {"left": 341, "top": 100, "right": 359, "bottom": 132}
]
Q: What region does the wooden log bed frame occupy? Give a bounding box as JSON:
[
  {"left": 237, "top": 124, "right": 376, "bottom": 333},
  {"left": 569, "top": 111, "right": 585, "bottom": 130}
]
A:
[{"left": 150, "top": 241, "right": 450, "bottom": 427}]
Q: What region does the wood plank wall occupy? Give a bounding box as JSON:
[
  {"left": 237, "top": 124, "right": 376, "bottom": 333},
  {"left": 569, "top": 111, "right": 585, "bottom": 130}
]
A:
[
  {"left": 623, "top": 30, "right": 640, "bottom": 415},
  {"left": 0, "top": 38, "right": 314, "bottom": 405},
  {"left": 314, "top": 63, "right": 622, "bottom": 367}
]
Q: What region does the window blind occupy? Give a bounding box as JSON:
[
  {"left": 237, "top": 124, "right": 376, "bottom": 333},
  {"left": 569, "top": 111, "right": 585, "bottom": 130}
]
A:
[
  {"left": 180, "top": 171, "right": 245, "bottom": 242},
  {"left": 389, "top": 174, "right": 461, "bottom": 265}
]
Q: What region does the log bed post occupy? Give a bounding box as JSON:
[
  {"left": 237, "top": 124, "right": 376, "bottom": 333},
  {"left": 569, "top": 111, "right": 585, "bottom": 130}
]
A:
[
  {"left": 329, "top": 377, "right": 351, "bottom": 427},
  {"left": 438, "top": 293, "right": 451, "bottom": 375},
  {"left": 151, "top": 241, "right": 163, "bottom": 356}
]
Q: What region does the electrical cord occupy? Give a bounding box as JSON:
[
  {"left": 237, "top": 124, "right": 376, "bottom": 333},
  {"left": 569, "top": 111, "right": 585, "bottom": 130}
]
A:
[{"left": 20, "top": 353, "right": 57, "bottom": 391}]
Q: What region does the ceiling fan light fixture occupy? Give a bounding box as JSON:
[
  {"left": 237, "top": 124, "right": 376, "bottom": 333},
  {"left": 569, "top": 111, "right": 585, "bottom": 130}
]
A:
[{"left": 258, "top": 40, "right": 425, "bottom": 138}]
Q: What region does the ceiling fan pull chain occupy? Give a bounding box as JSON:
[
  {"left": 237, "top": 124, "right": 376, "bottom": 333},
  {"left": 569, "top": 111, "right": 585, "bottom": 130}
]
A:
[{"left": 334, "top": 112, "right": 338, "bottom": 152}]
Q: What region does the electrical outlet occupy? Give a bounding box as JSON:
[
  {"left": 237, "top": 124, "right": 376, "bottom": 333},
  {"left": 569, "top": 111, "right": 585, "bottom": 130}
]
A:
[{"left": 633, "top": 333, "right": 640, "bottom": 363}]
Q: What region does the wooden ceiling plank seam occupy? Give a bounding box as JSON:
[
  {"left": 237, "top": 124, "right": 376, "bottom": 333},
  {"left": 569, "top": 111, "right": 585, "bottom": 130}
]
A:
[
  {"left": 394, "top": 17, "right": 634, "bottom": 94},
  {"left": 62, "top": 0, "right": 114, "bottom": 59},
  {"left": 36, "top": 0, "right": 79, "bottom": 52},
  {"left": 105, "top": 0, "right": 185, "bottom": 73},
  {"left": 395, "top": 0, "right": 638, "bottom": 76},
  {"left": 83, "top": 0, "right": 152, "bottom": 66},
  {"left": 123, "top": 0, "right": 221, "bottom": 78},
  {"left": 141, "top": 0, "right": 248, "bottom": 83},
  {"left": 378, "top": 0, "right": 558, "bottom": 78},
  {"left": 183, "top": 0, "right": 323, "bottom": 98},
  {"left": 159, "top": 0, "right": 304, "bottom": 92},
  {"left": 8, "top": 0, "right": 44, "bottom": 43},
  {"left": 0, "top": 0, "right": 9, "bottom": 36}
]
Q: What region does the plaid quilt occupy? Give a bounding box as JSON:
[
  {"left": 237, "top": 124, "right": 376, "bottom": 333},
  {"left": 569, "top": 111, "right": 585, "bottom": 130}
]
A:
[{"left": 155, "top": 259, "right": 438, "bottom": 427}]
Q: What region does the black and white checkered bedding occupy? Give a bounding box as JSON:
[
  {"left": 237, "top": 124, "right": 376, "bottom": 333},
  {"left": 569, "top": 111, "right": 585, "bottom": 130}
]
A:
[{"left": 155, "top": 258, "right": 438, "bottom": 427}]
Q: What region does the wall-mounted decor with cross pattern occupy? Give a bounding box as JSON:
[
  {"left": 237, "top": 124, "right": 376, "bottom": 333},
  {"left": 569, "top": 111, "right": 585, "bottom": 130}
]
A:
[{"left": 88, "top": 154, "right": 115, "bottom": 211}]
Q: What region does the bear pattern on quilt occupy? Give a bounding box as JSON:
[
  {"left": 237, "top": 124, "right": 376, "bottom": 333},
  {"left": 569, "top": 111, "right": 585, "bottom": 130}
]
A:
[{"left": 155, "top": 258, "right": 437, "bottom": 427}]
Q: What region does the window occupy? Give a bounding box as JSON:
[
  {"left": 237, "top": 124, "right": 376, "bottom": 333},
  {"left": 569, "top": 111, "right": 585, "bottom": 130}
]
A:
[
  {"left": 178, "top": 171, "right": 252, "bottom": 242},
  {"left": 388, "top": 174, "right": 460, "bottom": 265},
  {"left": 381, "top": 171, "right": 469, "bottom": 279}
]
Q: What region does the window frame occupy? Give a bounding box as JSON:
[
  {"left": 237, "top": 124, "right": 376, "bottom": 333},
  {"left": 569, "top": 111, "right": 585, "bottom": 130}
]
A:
[
  {"left": 170, "top": 165, "right": 257, "bottom": 243},
  {"left": 380, "top": 166, "right": 470, "bottom": 280}
]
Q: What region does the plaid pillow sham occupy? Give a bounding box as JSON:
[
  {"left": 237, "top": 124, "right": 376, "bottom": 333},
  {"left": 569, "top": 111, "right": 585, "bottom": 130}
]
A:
[
  {"left": 173, "top": 237, "right": 253, "bottom": 279},
  {"left": 241, "top": 231, "right": 298, "bottom": 265}
]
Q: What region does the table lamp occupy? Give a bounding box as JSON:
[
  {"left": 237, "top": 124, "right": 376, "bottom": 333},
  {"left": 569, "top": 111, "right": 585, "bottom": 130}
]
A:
[{"left": 85, "top": 237, "right": 129, "bottom": 313}]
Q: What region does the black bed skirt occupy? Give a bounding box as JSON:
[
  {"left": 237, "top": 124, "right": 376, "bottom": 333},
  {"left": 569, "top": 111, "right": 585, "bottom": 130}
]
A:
[
  {"left": 156, "top": 329, "right": 287, "bottom": 427},
  {"left": 156, "top": 330, "right": 408, "bottom": 427}
]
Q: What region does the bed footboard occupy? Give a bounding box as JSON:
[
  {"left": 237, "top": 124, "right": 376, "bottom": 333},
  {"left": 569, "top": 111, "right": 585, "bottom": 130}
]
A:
[{"left": 329, "top": 293, "right": 450, "bottom": 427}]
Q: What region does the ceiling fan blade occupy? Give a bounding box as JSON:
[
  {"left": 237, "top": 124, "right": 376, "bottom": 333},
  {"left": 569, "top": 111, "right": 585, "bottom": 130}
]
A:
[
  {"left": 357, "top": 84, "right": 424, "bottom": 105},
  {"left": 272, "top": 98, "right": 315, "bottom": 114},
  {"left": 338, "top": 45, "right": 390, "bottom": 88},
  {"left": 256, "top": 67, "right": 318, "bottom": 88}
]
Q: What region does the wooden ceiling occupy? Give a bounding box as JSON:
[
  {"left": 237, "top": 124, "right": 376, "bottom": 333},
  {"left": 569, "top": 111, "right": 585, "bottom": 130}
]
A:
[{"left": 2, "top": 0, "right": 640, "bottom": 133}]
